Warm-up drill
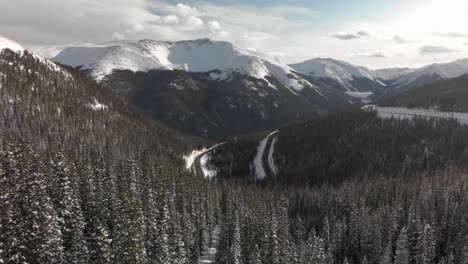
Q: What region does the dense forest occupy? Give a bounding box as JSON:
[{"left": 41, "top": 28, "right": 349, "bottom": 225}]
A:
[
  {"left": 0, "top": 49, "right": 220, "bottom": 263},
  {"left": 215, "top": 171, "right": 468, "bottom": 264},
  {"left": 379, "top": 73, "right": 468, "bottom": 112},
  {"left": 211, "top": 111, "right": 468, "bottom": 186}
]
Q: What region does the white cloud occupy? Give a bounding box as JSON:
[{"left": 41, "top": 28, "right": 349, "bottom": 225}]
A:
[
  {"left": 208, "top": 21, "right": 222, "bottom": 33},
  {"left": 420, "top": 45, "right": 461, "bottom": 55},
  {"left": 112, "top": 32, "right": 126, "bottom": 40},
  {"left": 393, "top": 35, "right": 409, "bottom": 44},
  {"left": 433, "top": 32, "right": 468, "bottom": 38}
]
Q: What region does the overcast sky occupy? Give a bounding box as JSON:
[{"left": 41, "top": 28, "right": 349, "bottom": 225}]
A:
[{"left": 2, "top": 0, "right": 468, "bottom": 69}]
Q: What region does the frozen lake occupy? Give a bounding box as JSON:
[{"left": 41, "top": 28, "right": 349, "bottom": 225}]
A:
[{"left": 376, "top": 107, "right": 468, "bottom": 125}]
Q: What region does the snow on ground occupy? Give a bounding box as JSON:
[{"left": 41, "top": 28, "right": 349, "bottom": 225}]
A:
[
  {"left": 184, "top": 148, "right": 207, "bottom": 170},
  {"left": 0, "top": 35, "right": 25, "bottom": 53},
  {"left": 289, "top": 58, "right": 384, "bottom": 91},
  {"left": 376, "top": 107, "right": 468, "bottom": 125},
  {"left": 183, "top": 142, "right": 226, "bottom": 178},
  {"left": 268, "top": 137, "right": 279, "bottom": 176},
  {"left": 200, "top": 154, "right": 217, "bottom": 179},
  {"left": 0, "top": 35, "right": 71, "bottom": 78},
  {"left": 87, "top": 98, "right": 108, "bottom": 111},
  {"left": 346, "top": 91, "right": 373, "bottom": 103},
  {"left": 253, "top": 131, "right": 278, "bottom": 181},
  {"left": 199, "top": 224, "right": 221, "bottom": 263}
]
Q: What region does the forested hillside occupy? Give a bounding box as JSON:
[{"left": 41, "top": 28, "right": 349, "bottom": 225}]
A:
[
  {"left": 211, "top": 111, "right": 468, "bottom": 186},
  {"left": 0, "top": 48, "right": 220, "bottom": 263},
  {"left": 379, "top": 73, "right": 468, "bottom": 112}
]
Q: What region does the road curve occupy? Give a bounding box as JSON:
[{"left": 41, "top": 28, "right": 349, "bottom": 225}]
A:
[
  {"left": 256, "top": 131, "right": 279, "bottom": 180},
  {"left": 193, "top": 143, "right": 226, "bottom": 179}
]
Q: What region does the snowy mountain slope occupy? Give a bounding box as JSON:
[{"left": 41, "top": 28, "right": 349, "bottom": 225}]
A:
[
  {"left": 391, "top": 59, "right": 468, "bottom": 89},
  {"left": 53, "top": 39, "right": 315, "bottom": 93},
  {"left": 289, "top": 58, "right": 386, "bottom": 91},
  {"left": 28, "top": 44, "right": 72, "bottom": 59},
  {"left": 0, "top": 35, "right": 69, "bottom": 76},
  {"left": 0, "top": 34, "right": 26, "bottom": 52},
  {"left": 370, "top": 68, "right": 414, "bottom": 81}
]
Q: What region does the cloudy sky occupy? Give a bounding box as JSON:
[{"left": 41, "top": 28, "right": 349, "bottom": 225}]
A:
[{"left": 2, "top": 0, "right": 468, "bottom": 69}]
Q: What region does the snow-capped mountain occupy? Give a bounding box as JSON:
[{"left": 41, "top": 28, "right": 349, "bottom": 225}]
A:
[
  {"left": 390, "top": 59, "right": 468, "bottom": 89},
  {"left": 289, "top": 58, "right": 385, "bottom": 90},
  {"left": 52, "top": 39, "right": 314, "bottom": 94},
  {"left": 45, "top": 39, "right": 359, "bottom": 138},
  {"left": 289, "top": 58, "right": 388, "bottom": 102}
]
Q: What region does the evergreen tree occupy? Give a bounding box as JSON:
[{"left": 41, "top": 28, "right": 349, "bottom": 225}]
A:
[{"left": 395, "top": 227, "right": 410, "bottom": 264}]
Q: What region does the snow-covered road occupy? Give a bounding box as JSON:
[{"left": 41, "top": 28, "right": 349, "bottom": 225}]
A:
[
  {"left": 253, "top": 131, "right": 279, "bottom": 181},
  {"left": 184, "top": 143, "right": 226, "bottom": 179}
]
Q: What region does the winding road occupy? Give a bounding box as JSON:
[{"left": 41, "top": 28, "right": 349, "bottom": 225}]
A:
[
  {"left": 192, "top": 143, "right": 226, "bottom": 179},
  {"left": 260, "top": 131, "right": 279, "bottom": 180}
]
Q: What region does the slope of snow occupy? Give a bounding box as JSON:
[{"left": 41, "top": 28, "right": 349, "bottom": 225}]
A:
[
  {"left": 392, "top": 59, "right": 468, "bottom": 88},
  {"left": 370, "top": 68, "right": 413, "bottom": 80},
  {"left": 0, "top": 35, "right": 25, "bottom": 52},
  {"left": 289, "top": 58, "right": 383, "bottom": 91},
  {"left": 0, "top": 35, "right": 70, "bottom": 78},
  {"left": 53, "top": 39, "right": 315, "bottom": 91},
  {"left": 28, "top": 45, "right": 71, "bottom": 59}
]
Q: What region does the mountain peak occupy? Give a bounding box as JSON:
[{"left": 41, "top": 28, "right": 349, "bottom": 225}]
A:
[
  {"left": 289, "top": 57, "right": 380, "bottom": 90},
  {"left": 53, "top": 39, "right": 314, "bottom": 93}
]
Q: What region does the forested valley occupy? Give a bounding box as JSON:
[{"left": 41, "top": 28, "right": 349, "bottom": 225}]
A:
[{"left": 3, "top": 47, "right": 468, "bottom": 264}]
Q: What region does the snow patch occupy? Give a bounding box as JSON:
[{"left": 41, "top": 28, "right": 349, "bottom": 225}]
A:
[
  {"left": 346, "top": 91, "right": 373, "bottom": 103},
  {"left": 87, "top": 98, "right": 108, "bottom": 111},
  {"left": 200, "top": 154, "right": 217, "bottom": 179}
]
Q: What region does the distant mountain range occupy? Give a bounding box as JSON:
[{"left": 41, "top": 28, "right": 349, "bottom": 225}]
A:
[
  {"left": 28, "top": 37, "right": 468, "bottom": 138},
  {"left": 289, "top": 57, "right": 468, "bottom": 101},
  {"left": 36, "top": 39, "right": 358, "bottom": 138}
]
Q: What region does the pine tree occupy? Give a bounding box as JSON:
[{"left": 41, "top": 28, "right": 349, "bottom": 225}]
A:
[
  {"left": 22, "top": 144, "right": 64, "bottom": 263},
  {"left": 0, "top": 143, "right": 24, "bottom": 263},
  {"left": 50, "top": 153, "right": 89, "bottom": 263},
  {"left": 395, "top": 227, "right": 410, "bottom": 264},
  {"left": 231, "top": 212, "right": 242, "bottom": 264},
  {"left": 422, "top": 224, "right": 436, "bottom": 264},
  {"left": 380, "top": 243, "right": 393, "bottom": 264},
  {"left": 252, "top": 243, "right": 262, "bottom": 264}
]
